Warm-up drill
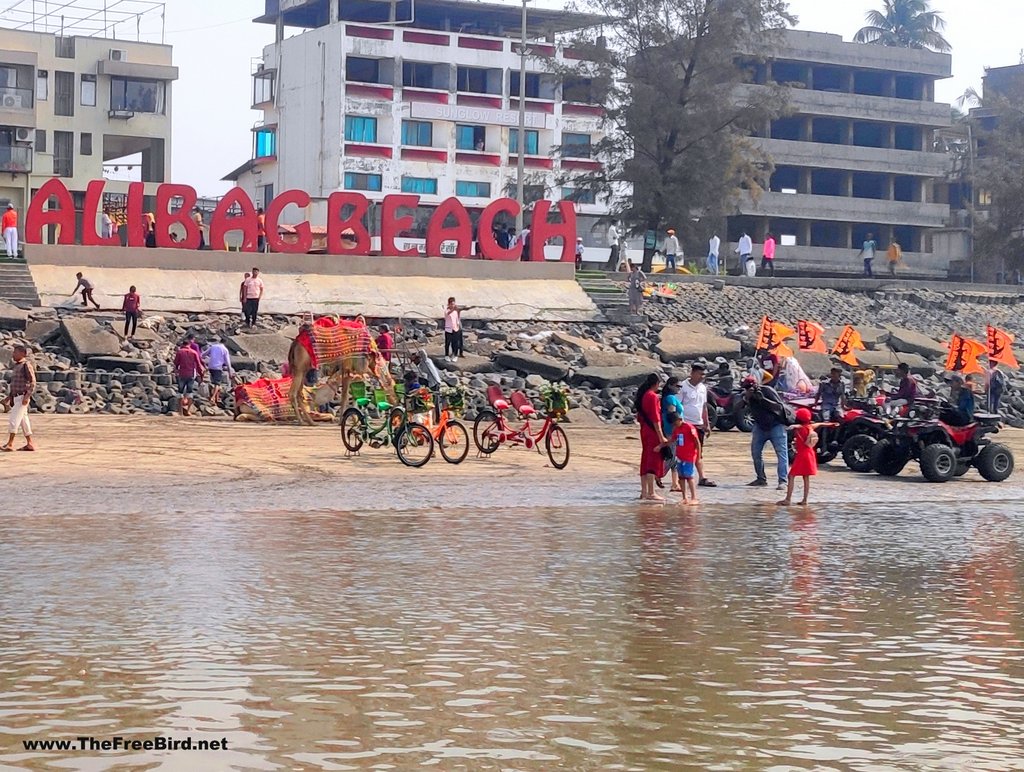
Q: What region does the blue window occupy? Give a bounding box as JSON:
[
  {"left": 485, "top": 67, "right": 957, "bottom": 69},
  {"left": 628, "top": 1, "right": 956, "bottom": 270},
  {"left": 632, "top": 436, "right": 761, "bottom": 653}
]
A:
[
  {"left": 344, "top": 172, "right": 382, "bottom": 192},
  {"left": 509, "top": 129, "right": 539, "bottom": 155},
  {"left": 401, "top": 176, "right": 438, "bottom": 194},
  {"left": 401, "top": 120, "right": 432, "bottom": 147},
  {"left": 562, "top": 187, "right": 596, "bottom": 205},
  {"left": 456, "top": 124, "right": 486, "bottom": 151},
  {"left": 562, "top": 132, "right": 592, "bottom": 158},
  {"left": 456, "top": 180, "right": 490, "bottom": 198},
  {"left": 344, "top": 116, "right": 377, "bottom": 143},
  {"left": 254, "top": 128, "right": 276, "bottom": 158}
]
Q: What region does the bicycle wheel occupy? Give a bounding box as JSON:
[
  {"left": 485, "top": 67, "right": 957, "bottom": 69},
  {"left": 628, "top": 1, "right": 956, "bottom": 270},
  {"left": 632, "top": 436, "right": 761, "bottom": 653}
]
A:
[
  {"left": 395, "top": 422, "right": 435, "bottom": 468},
  {"left": 473, "top": 409, "right": 499, "bottom": 453},
  {"left": 439, "top": 420, "right": 470, "bottom": 465},
  {"left": 545, "top": 425, "right": 570, "bottom": 469},
  {"left": 388, "top": 406, "right": 406, "bottom": 435},
  {"left": 341, "top": 407, "right": 366, "bottom": 453}
]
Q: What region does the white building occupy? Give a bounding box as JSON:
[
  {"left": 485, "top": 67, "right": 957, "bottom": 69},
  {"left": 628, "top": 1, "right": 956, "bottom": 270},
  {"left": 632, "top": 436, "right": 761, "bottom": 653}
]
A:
[
  {"left": 0, "top": 11, "right": 176, "bottom": 234},
  {"left": 225, "top": 0, "right": 613, "bottom": 253}
]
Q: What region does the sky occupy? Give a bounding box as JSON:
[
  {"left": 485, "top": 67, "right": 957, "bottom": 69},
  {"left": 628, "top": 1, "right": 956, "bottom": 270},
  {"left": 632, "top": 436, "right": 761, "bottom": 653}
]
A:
[{"left": 139, "top": 0, "right": 1022, "bottom": 196}]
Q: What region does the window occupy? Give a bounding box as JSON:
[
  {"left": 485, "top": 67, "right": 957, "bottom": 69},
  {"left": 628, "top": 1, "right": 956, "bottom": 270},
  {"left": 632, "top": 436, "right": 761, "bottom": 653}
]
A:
[
  {"left": 401, "top": 120, "right": 432, "bottom": 147},
  {"left": 562, "top": 133, "right": 592, "bottom": 158},
  {"left": 401, "top": 176, "right": 438, "bottom": 195},
  {"left": 510, "top": 72, "right": 541, "bottom": 99},
  {"left": 346, "top": 57, "right": 381, "bottom": 84},
  {"left": 456, "top": 125, "right": 486, "bottom": 151},
  {"left": 456, "top": 66, "right": 496, "bottom": 94},
  {"left": 255, "top": 127, "right": 276, "bottom": 158},
  {"left": 80, "top": 132, "right": 92, "bottom": 156},
  {"left": 55, "top": 36, "right": 75, "bottom": 58},
  {"left": 53, "top": 130, "right": 73, "bottom": 177},
  {"left": 110, "top": 78, "right": 164, "bottom": 113},
  {"left": 524, "top": 185, "right": 544, "bottom": 204},
  {"left": 36, "top": 70, "right": 48, "bottom": 101},
  {"left": 563, "top": 77, "right": 595, "bottom": 103},
  {"left": 456, "top": 180, "right": 491, "bottom": 198},
  {"left": 403, "top": 62, "right": 439, "bottom": 89},
  {"left": 81, "top": 74, "right": 96, "bottom": 106},
  {"left": 255, "top": 184, "right": 275, "bottom": 208},
  {"left": 55, "top": 71, "right": 74, "bottom": 116},
  {"left": 344, "top": 172, "right": 382, "bottom": 192},
  {"left": 35, "top": 129, "right": 46, "bottom": 153},
  {"left": 253, "top": 72, "right": 274, "bottom": 105},
  {"left": 562, "top": 187, "right": 596, "bottom": 205},
  {"left": 509, "top": 129, "right": 539, "bottom": 155},
  {"left": 344, "top": 116, "right": 378, "bottom": 143}
]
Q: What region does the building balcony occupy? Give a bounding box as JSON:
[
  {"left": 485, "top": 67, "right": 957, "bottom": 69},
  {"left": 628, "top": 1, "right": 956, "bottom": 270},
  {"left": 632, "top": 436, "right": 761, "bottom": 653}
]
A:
[
  {"left": 345, "top": 143, "right": 393, "bottom": 159},
  {"left": 0, "top": 145, "right": 32, "bottom": 174},
  {"left": 562, "top": 102, "right": 603, "bottom": 118},
  {"left": 752, "top": 137, "right": 951, "bottom": 177},
  {"left": 510, "top": 98, "right": 555, "bottom": 114},
  {"left": 737, "top": 191, "right": 949, "bottom": 228},
  {"left": 455, "top": 150, "right": 501, "bottom": 166},
  {"left": 346, "top": 82, "right": 394, "bottom": 100},
  {"left": 456, "top": 92, "right": 503, "bottom": 109},
  {"left": 400, "top": 147, "right": 447, "bottom": 163},
  {"left": 402, "top": 30, "right": 450, "bottom": 46},
  {"left": 402, "top": 87, "right": 450, "bottom": 104},
  {"left": 736, "top": 84, "right": 952, "bottom": 128},
  {"left": 0, "top": 86, "right": 35, "bottom": 129}
]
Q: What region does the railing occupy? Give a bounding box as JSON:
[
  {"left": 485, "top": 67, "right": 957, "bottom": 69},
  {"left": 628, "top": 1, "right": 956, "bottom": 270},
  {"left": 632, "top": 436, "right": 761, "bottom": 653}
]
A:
[
  {"left": 0, "top": 145, "right": 31, "bottom": 173},
  {"left": 0, "top": 86, "right": 33, "bottom": 110}
]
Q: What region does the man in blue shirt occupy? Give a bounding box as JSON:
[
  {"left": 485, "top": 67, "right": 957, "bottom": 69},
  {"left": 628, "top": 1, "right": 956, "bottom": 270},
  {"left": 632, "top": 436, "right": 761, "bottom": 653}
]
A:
[{"left": 203, "top": 337, "right": 235, "bottom": 405}]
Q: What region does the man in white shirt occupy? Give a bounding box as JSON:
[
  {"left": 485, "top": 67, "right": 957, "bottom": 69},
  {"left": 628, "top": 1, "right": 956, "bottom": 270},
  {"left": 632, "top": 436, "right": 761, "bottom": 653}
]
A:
[
  {"left": 606, "top": 221, "right": 620, "bottom": 270},
  {"left": 242, "top": 267, "right": 265, "bottom": 327},
  {"left": 736, "top": 232, "right": 754, "bottom": 277},
  {"left": 101, "top": 208, "right": 115, "bottom": 240},
  {"left": 444, "top": 296, "right": 463, "bottom": 362},
  {"left": 707, "top": 234, "right": 721, "bottom": 275},
  {"left": 679, "top": 363, "right": 717, "bottom": 487}
]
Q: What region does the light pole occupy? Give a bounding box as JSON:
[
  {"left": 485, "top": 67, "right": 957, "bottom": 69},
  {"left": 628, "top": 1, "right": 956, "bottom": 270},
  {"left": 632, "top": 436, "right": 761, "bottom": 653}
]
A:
[{"left": 515, "top": 0, "right": 529, "bottom": 234}]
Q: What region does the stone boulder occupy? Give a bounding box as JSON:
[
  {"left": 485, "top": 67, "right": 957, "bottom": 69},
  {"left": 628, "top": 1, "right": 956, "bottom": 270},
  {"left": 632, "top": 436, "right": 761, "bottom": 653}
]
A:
[
  {"left": 886, "top": 327, "right": 947, "bottom": 361},
  {"left": 572, "top": 365, "right": 655, "bottom": 389},
  {"left": 25, "top": 319, "right": 60, "bottom": 342},
  {"left": 0, "top": 301, "right": 28, "bottom": 331},
  {"left": 583, "top": 350, "right": 636, "bottom": 368},
  {"left": 428, "top": 350, "right": 494, "bottom": 374},
  {"left": 552, "top": 331, "right": 600, "bottom": 351},
  {"left": 228, "top": 333, "right": 293, "bottom": 365},
  {"left": 566, "top": 407, "right": 606, "bottom": 426},
  {"left": 655, "top": 324, "right": 741, "bottom": 364},
  {"left": 86, "top": 356, "right": 154, "bottom": 373},
  {"left": 856, "top": 348, "right": 937, "bottom": 376},
  {"left": 825, "top": 325, "right": 890, "bottom": 351},
  {"left": 495, "top": 351, "right": 568, "bottom": 381},
  {"left": 794, "top": 351, "right": 834, "bottom": 379},
  {"left": 61, "top": 317, "right": 122, "bottom": 361}
]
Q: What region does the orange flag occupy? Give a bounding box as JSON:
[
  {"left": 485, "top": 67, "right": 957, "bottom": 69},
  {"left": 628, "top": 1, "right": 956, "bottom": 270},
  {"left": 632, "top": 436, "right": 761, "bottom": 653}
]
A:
[
  {"left": 986, "top": 326, "right": 1019, "bottom": 369},
  {"left": 797, "top": 320, "right": 828, "bottom": 354},
  {"left": 831, "top": 325, "right": 866, "bottom": 366},
  {"left": 945, "top": 334, "right": 987, "bottom": 375},
  {"left": 755, "top": 316, "right": 795, "bottom": 357}
]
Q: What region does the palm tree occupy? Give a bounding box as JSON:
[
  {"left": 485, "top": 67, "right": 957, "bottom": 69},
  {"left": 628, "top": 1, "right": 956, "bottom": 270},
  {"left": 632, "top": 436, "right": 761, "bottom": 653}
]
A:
[{"left": 854, "top": 0, "right": 952, "bottom": 53}]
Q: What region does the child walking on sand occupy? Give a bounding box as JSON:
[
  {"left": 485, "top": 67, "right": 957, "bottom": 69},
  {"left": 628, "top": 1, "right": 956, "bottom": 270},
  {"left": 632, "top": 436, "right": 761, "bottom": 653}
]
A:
[
  {"left": 671, "top": 413, "right": 700, "bottom": 506},
  {"left": 778, "top": 407, "right": 818, "bottom": 506}
]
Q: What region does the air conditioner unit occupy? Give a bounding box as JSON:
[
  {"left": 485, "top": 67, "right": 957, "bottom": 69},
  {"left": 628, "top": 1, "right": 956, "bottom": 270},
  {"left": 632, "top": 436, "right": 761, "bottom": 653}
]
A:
[
  {"left": 14, "top": 127, "right": 32, "bottom": 144},
  {"left": 109, "top": 48, "right": 128, "bottom": 62},
  {"left": 2, "top": 94, "right": 24, "bottom": 109}
]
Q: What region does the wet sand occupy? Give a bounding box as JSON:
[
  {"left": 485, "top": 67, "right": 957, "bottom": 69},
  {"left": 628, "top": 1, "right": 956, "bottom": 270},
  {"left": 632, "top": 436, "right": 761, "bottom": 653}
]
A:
[{"left": 1, "top": 416, "right": 1021, "bottom": 515}]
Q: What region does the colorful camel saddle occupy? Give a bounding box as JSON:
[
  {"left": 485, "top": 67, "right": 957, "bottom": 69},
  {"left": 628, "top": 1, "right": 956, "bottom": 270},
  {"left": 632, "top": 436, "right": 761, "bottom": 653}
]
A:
[
  {"left": 296, "top": 317, "right": 377, "bottom": 372},
  {"left": 234, "top": 376, "right": 297, "bottom": 422}
]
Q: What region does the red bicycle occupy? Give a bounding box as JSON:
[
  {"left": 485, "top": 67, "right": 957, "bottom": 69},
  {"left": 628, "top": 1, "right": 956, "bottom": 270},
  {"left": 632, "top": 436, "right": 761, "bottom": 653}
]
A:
[{"left": 472, "top": 385, "right": 571, "bottom": 469}]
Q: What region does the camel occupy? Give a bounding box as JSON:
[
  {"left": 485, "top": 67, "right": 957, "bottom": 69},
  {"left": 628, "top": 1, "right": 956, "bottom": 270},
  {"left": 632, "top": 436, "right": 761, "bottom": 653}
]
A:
[{"left": 286, "top": 318, "right": 395, "bottom": 425}]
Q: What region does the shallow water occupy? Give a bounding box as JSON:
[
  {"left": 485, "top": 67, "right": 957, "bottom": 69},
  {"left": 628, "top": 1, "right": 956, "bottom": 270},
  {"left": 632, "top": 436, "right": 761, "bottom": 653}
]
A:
[{"left": 1, "top": 503, "right": 1023, "bottom": 770}]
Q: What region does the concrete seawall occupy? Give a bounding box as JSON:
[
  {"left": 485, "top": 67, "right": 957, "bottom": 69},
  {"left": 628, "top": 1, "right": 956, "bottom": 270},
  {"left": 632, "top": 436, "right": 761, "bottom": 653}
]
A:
[{"left": 25, "top": 245, "right": 600, "bottom": 322}]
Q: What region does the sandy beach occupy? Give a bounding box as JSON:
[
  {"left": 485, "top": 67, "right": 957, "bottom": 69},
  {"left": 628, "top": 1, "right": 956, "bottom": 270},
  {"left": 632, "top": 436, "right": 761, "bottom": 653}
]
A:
[{"left": 2, "top": 415, "right": 1021, "bottom": 515}]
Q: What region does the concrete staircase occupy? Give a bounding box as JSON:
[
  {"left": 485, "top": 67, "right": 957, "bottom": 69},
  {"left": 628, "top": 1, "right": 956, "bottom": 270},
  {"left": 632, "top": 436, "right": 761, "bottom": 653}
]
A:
[
  {"left": 576, "top": 269, "right": 628, "bottom": 311},
  {"left": 0, "top": 259, "right": 41, "bottom": 307}
]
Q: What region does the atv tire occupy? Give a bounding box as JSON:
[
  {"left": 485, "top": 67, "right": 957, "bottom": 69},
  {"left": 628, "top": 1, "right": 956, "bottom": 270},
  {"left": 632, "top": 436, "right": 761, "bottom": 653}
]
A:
[
  {"left": 920, "top": 443, "right": 957, "bottom": 483},
  {"left": 976, "top": 443, "right": 1014, "bottom": 482},
  {"left": 842, "top": 433, "right": 877, "bottom": 473},
  {"left": 870, "top": 438, "right": 910, "bottom": 477},
  {"left": 734, "top": 405, "right": 754, "bottom": 433}
]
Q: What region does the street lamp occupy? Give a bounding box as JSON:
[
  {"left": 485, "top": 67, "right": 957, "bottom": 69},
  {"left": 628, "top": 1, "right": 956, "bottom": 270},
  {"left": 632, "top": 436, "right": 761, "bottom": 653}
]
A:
[{"left": 515, "top": 0, "right": 531, "bottom": 234}]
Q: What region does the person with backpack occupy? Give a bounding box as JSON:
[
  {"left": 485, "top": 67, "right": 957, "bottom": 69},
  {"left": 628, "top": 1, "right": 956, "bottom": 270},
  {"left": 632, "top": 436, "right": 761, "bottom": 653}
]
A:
[
  {"left": 635, "top": 373, "right": 668, "bottom": 502},
  {"left": 741, "top": 375, "right": 790, "bottom": 491},
  {"left": 987, "top": 361, "right": 1007, "bottom": 414}
]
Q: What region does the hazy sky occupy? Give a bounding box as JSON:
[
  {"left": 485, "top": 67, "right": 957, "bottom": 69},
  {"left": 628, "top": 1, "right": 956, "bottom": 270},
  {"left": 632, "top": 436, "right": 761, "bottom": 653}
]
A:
[{"left": 147, "top": 0, "right": 1020, "bottom": 196}]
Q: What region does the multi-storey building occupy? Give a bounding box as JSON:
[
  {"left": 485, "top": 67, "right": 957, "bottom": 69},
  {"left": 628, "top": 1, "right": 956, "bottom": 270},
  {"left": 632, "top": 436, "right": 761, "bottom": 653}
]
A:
[
  {"left": 0, "top": 24, "right": 175, "bottom": 226},
  {"left": 225, "top": 0, "right": 612, "bottom": 253},
  {"left": 732, "top": 30, "right": 956, "bottom": 274}
]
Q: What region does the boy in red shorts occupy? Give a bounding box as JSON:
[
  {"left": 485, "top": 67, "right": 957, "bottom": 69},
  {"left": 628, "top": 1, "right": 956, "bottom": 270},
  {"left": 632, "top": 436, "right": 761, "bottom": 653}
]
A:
[{"left": 671, "top": 413, "right": 700, "bottom": 506}]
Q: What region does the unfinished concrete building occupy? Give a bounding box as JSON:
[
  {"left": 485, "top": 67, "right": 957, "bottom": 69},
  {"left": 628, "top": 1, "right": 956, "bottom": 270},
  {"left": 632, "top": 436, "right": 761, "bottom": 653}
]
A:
[{"left": 732, "top": 30, "right": 955, "bottom": 275}]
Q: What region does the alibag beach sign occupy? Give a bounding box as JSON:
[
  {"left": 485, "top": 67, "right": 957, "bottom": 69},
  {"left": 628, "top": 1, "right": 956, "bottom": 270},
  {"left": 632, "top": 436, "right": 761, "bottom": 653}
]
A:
[{"left": 24, "top": 178, "right": 579, "bottom": 262}]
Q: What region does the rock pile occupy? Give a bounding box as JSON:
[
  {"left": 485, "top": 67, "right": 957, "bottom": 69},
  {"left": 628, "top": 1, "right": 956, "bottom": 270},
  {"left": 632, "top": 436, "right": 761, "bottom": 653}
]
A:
[{"left": 1, "top": 283, "right": 1023, "bottom": 427}]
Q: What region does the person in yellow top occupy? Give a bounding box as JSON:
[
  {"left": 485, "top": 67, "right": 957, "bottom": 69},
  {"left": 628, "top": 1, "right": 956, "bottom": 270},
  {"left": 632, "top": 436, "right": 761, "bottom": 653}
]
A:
[
  {"left": 2, "top": 203, "right": 18, "bottom": 258},
  {"left": 192, "top": 207, "right": 206, "bottom": 249},
  {"left": 887, "top": 240, "right": 902, "bottom": 277}
]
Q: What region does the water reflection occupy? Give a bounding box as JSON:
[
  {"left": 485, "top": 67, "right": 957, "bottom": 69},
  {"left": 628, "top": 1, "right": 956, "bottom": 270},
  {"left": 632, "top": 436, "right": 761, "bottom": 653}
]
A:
[{"left": 0, "top": 503, "right": 1022, "bottom": 769}]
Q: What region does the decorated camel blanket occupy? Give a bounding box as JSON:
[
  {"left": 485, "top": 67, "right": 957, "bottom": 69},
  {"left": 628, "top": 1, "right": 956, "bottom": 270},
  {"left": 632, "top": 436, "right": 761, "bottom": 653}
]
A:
[
  {"left": 234, "top": 376, "right": 297, "bottom": 422},
  {"left": 297, "top": 317, "right": 376, "bottom": 372}
]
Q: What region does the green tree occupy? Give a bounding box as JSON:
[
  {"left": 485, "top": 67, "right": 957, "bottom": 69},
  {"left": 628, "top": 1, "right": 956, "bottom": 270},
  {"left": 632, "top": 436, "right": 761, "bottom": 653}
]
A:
[
  {"left": 554, "top": 0, "right": 794, "bottom": 271},
  {"left": 854, "top": 0, "right": 951, "bottom": 53}
]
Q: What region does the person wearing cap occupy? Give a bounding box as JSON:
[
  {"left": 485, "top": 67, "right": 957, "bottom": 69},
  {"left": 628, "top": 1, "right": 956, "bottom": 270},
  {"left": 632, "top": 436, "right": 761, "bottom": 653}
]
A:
[
  {"left": 680, "top": 362, "right": 717, "bottom": 487},
  {"left": 2, "top": 203, "right": 18, "bottom": 258},
  {"left": 662, "top": 229, "right": 681, "bottom": 272},
  {"left": 741, "top": 375, "right": 789, "bottom": 490},
  {"left": 203, "top": 336, "right": 234, "bottom": 406},
  {"left": 575, "top": 237, "right": 585, "bottom": 271}
]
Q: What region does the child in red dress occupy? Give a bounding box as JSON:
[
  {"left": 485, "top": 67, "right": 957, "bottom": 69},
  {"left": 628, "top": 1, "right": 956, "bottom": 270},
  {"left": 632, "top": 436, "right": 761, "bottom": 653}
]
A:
[
  {"left": 778, "top": 407, "right": 818, "bottom": 506},
  {"left": 671, "top": 413, "right": 700, "bottom": 506}
]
